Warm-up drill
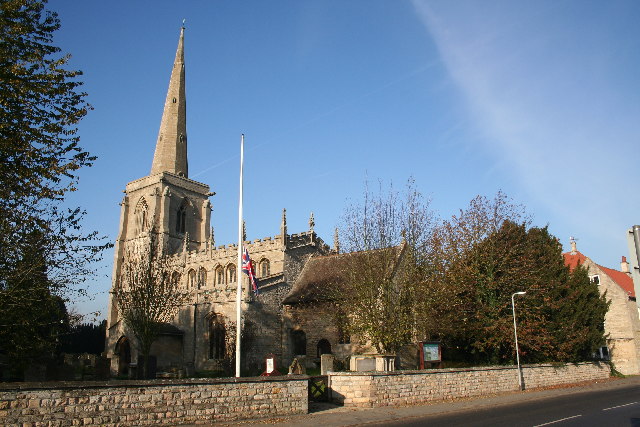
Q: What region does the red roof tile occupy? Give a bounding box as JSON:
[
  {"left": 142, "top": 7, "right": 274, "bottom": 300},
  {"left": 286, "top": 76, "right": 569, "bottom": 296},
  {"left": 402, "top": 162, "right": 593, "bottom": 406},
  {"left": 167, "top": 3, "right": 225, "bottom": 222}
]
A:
[
  {"left": 599, "top": 264, "right": 635, "bottom": 298},
  {"left": 563, "top": 251, "right": 587, "bottom": 271}
]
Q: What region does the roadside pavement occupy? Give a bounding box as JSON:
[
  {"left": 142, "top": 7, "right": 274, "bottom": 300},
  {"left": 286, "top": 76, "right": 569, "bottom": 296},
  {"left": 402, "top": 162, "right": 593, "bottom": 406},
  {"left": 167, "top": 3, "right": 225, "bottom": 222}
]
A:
[{"left": 215, "top": 376, "right": 640, "bottom": 426}]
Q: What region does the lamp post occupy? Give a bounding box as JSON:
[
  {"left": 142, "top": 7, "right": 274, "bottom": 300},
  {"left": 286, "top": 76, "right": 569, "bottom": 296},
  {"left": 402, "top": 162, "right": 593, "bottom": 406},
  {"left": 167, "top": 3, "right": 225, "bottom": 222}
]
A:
[{"left": 511, "top": 291, "right": 526, "bottom": 390}]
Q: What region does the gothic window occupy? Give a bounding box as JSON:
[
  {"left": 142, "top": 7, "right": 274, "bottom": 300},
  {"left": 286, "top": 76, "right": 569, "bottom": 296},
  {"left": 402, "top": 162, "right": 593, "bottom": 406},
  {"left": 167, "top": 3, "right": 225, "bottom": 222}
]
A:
[
  {"left": 317, "top": 339, "right": 332, "bottom": 357},
  {"left": 197, "top": 267, "right": 206, "bottom": 289},
  {"left": 176, "top": 200, "right": 187, "bottom": 234},
  {"left": 227, "top": 265, "right": 236, "bottom": 283},
  {"left": 171, "top": 271, "right": 181, "bottom": 288},
  {"left": 290, "top": 329, "right": 307, "bottom": 356},
  {"left": 134, "top": 198, "right": 149, "bottom": 235},
  {"left": 208, "top": 315, "right": 226, "bottom": 360},
  {"left": 188, "top": 269, "right": 196, "bottom": 289},
  {"left": 215, "top": 266, "right": 224, "bottom": 286},
  {"left": 260, "top": 259, "right": 270, "bottom": 277}
]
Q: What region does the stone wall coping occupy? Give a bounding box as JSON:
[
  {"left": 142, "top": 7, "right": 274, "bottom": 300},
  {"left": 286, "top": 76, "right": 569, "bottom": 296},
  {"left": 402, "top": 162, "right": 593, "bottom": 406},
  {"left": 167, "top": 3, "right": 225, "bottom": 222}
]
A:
[
  {"left": 328, "top": 362, "right": 608, "bottom": 377},
  {"left": 0, "top": 374, "right": 309, "bottom": 392}
]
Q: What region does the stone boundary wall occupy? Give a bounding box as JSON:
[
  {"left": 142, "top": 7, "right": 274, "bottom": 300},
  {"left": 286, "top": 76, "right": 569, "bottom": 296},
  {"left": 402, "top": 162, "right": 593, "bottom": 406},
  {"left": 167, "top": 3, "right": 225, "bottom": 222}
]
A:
[
  {"left": 329, "top": 362, "right": 609, "bottom": 407},
  {"left": 0, "top": 376, "right": 308, "bottom": 426}
]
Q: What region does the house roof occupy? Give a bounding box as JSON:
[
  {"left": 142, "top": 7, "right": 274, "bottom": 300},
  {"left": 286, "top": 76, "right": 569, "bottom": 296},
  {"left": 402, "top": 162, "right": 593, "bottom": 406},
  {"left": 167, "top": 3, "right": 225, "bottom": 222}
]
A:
[
  {"left": 599, "top": 264, "right": 635, "bottom": 298},
  {"left": 282, "top": 244, "right": 405, "bottom": 305},
  {"left": 563, "top": 251, "right": 635, "bottom": 298}
]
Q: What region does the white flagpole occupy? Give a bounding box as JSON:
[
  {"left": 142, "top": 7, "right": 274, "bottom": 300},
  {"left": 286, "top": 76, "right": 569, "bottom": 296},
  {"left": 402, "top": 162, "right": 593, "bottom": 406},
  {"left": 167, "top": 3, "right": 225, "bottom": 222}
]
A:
[{"left": 235, "top": 133, "right": 244, "bottom": 378}]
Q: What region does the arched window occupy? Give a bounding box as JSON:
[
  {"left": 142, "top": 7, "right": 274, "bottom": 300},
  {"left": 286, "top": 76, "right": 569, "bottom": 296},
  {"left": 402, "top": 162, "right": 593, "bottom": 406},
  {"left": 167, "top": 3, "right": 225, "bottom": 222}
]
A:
[
  {"left": 227, "top": 265, "right": 236, "bottom": 283},
  {"left": 317, "top": 339, "right": 332, "bottom": 357},
  {"left": 260, "top": 259, "right": 270, "bottom": 277},
  {"left": 171, "top": 271, "right": 181, "bottom": 288},
  {"left": 290, "top": 329, "right": 307, "bottom": 356},
  {"left": 215, "top": 266, "right": 224, "bottom": 286},
  {"left": 176, "top": 200, "right": 187, "bottom": 234},
  {"left": 197, "top": 267, "right": 206, "bottom": 289},
  {"left": 188, "top": 269, "right": 196, "bottom": 289},
  {"left": 134, "top": 198, "right": 149, "bottom": 235},
  {"left": 209, "top": 315, "right": 226, "bottom": 360}
]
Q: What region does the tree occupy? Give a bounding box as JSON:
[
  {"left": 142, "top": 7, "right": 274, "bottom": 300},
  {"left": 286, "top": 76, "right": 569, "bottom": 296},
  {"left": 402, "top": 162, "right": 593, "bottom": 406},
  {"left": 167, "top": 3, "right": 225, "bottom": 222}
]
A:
[
  {"left": 115, "top": 234, "right": 191, "bottom": 379},
  {"left": 0, "top": 0, "right": 110, "bottom": 374},
  {"left": 546, "top": 263, "right": 609, "bottom": 362},
  {"left": 422, "top": 193, "right": 608, "bottom": 365},
  {"left": 334, "top": 178, "right": 435, "bottom": 354},
  {"left": 414, "top": 192, "right": 530, "bottom": 353},
  {"left": 0, "top": 230, "right": 70, "bottom": 379}
]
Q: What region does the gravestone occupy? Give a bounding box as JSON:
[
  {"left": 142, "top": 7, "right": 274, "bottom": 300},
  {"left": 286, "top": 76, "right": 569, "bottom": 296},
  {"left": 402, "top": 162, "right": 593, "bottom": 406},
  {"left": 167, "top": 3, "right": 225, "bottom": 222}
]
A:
[
  {"left": 320, "top": 354, "right": 335, "bottom": 375},
  {"left": 288, "top": 357, "right": 306, "bottom": 375}
]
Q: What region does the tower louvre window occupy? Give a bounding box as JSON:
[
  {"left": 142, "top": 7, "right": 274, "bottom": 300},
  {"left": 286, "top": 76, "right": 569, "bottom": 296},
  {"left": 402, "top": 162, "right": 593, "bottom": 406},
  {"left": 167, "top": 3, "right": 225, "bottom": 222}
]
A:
[
  {"left": 134, "top": 198, "right": 149, "bottom": 235},
  {"left": 176, "top": 201, "right": 187, "bottom": 234}
]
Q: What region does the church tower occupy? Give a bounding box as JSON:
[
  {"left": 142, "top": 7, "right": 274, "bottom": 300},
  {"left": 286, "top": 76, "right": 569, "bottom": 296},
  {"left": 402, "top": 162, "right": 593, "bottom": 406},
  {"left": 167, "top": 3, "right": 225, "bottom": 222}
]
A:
[
  {"left": 112, "top": 26, "right": 211, "bottom": 258},
  {"left": 106, "top": 27, "right": 212, "bottom": 371}
]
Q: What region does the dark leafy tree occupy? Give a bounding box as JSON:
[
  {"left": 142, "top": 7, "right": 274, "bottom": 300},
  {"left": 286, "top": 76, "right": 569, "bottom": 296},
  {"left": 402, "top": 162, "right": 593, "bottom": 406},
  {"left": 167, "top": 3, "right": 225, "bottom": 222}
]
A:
[
  {"left": 428, "top": 208, "right": 608, "bottom": 365},
  {"left": 0, "top": 0, "right": 110, "bottom": 376},
  {"left": 546, "top": 263, "right": 609, "bottom": 362},
  {"left": 0, "top": 230, "right": 70, "bottom": 379}
]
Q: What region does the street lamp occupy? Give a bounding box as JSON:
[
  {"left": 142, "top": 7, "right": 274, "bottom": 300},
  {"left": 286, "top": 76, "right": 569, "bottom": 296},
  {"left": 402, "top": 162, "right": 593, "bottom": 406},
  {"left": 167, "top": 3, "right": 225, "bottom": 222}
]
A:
[{"left": 511, "top": 291, "right": 526, "bottom": 390}]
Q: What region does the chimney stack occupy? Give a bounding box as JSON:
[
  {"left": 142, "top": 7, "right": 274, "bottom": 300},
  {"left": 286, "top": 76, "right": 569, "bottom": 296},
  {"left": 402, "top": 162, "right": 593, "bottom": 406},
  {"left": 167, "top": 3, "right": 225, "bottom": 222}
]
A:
[
  {"left": 621, "top": 256, "right": 630, "bottom": 274},
  {"left": 570, "top": 237, "right": 577, "bottom": 255}
]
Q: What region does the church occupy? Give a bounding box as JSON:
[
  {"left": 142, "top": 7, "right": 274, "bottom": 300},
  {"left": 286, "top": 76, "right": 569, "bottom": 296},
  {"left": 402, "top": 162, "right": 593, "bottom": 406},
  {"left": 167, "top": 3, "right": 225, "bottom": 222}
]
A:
[{"left": 104, "top": 27, "right": 357, "bottom": 376}]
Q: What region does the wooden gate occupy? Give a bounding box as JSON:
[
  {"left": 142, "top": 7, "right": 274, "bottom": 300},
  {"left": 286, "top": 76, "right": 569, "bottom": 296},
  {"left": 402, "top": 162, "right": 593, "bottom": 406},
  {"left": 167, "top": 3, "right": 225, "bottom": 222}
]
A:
[{"left": 308, "top": 375, "right": 329, "bottom": 402}]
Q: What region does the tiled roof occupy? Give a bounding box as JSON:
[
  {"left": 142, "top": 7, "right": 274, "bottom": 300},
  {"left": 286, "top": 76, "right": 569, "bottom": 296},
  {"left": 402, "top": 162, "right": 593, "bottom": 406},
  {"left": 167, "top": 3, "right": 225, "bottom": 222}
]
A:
[
  {"left": 281, "top": 252, "right": 350, "bottom": 305},
  {"left": 599, "top": 264, "right": 635, "bottom": 298},
  {"left": 563, "top": 251, "right": 635, "bottom": 298},
  {"left": 283, "top": 245, "right": 405, "bottom": 305},
  {"left": 563, "top": 251, "right": 587, "bottom": 271}
]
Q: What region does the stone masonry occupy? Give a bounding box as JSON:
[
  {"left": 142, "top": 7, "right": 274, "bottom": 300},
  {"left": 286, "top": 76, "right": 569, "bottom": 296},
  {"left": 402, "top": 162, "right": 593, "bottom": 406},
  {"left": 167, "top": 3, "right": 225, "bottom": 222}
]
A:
[
  {"left": 0, "top": 376, "right": 308, "bottom": 426},
  {"left": 329, "top": 362, "right": 610, "bottom": 407}
]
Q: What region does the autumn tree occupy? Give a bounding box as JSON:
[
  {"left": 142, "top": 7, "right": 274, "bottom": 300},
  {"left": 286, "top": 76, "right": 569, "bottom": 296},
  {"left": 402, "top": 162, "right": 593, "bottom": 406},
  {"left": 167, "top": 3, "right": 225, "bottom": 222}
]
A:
[
  {"left": 334, "top": 178, "right": 435, "bottom": 354},
  {"left": 415, "top": 192, "right": 529, "bottom": 350},
  {"left": 0, "top": 0, "right": 110, "bottom": 373},
  {"left": 422, "top": 193, "right": 608, "bottom": 365},
  {"left": 115, "top": 234, "right": 191, "bottom": 378}
]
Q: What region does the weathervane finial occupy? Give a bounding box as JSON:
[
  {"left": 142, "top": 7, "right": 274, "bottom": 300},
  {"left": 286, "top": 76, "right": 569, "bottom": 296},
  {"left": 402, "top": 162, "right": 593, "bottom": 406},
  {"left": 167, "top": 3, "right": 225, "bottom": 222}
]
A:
[{"left": 182, "top": 19, "right": 186, "bottom": 29}]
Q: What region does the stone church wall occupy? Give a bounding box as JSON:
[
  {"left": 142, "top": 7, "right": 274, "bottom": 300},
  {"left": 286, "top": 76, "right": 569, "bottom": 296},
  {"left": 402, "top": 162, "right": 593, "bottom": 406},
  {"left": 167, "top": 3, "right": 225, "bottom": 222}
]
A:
[{"left": 283, "top": 303, "right": 355, "bottom": 370}]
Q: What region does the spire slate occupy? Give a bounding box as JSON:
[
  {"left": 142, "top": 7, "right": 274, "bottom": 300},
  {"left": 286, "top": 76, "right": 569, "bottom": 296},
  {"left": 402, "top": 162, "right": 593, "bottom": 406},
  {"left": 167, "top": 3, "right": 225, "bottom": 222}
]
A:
[{"left": 151, "top": 26, "right": 188, "bottom": 177}]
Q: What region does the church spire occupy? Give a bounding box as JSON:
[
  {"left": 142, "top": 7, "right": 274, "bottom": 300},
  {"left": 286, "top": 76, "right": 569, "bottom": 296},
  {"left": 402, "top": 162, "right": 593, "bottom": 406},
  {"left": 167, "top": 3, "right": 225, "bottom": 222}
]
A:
[{"left": 151, "top": 26, "right": 188, "bottom": 177}]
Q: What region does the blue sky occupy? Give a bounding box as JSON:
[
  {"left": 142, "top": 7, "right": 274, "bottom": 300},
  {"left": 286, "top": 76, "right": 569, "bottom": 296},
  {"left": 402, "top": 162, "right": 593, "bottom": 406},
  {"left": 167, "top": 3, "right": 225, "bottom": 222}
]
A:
[{"left": 50, "top": 1, "right": 640, "bottom": 319}]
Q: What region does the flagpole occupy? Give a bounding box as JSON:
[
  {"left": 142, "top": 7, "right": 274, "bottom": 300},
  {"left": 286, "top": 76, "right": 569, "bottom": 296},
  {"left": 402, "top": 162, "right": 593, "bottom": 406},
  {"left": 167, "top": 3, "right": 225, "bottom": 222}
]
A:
[{"left": 235, "top": 134, "right": 244, "bottom": 378}]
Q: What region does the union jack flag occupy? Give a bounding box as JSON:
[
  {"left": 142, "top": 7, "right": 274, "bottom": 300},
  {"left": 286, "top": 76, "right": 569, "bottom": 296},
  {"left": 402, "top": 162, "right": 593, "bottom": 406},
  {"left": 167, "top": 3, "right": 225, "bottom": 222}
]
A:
[{"left": 242, "top": 247, "right": 259, "bottom": 295}]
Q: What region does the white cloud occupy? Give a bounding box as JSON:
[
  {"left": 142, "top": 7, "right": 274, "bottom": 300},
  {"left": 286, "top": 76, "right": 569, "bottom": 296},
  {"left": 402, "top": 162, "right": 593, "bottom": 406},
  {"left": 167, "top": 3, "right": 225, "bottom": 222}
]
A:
[{"left": 411, "top": 0, "right": 640, "bottom": 265}]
